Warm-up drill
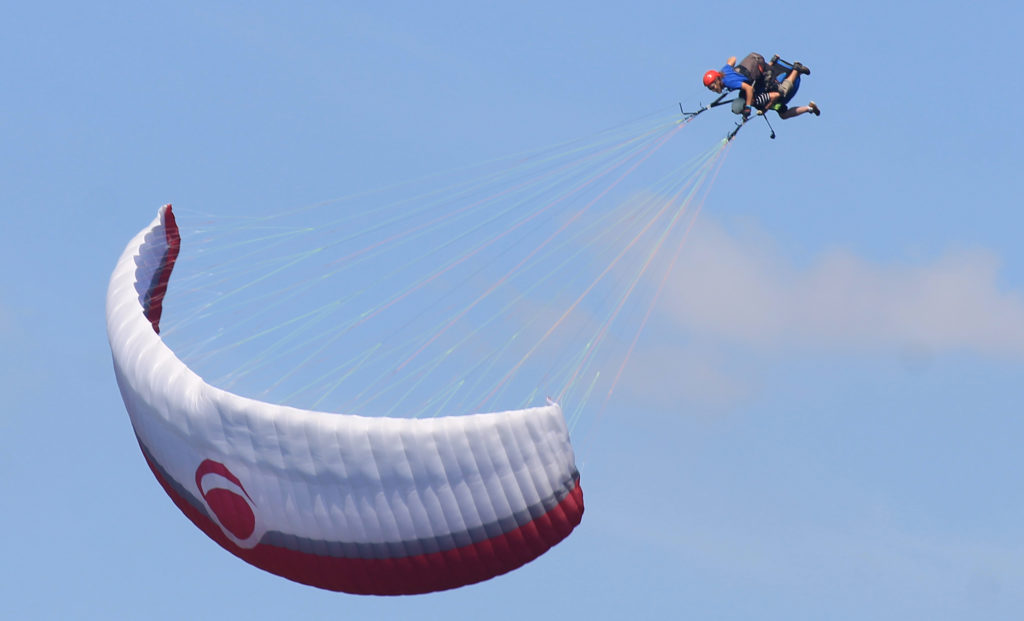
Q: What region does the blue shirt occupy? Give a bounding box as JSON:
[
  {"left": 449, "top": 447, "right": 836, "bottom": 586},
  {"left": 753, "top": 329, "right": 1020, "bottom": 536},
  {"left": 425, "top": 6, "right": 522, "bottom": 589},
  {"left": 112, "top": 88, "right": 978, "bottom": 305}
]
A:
[{"left": 720, "top": 65, "right": 748, "bottom": 91}]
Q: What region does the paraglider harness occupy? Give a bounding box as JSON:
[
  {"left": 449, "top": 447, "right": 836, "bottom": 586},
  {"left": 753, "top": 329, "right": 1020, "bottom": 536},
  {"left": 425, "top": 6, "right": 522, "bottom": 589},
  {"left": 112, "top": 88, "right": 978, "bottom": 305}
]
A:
[
  {"left": 680, "top": 55, "right": 803, "bottom": 141},
  {"left": 733, "top": 52, "right": 768, "bottom": 90},
  {"left": 759, "top": 57, "right": 802, "bottom": 111}
]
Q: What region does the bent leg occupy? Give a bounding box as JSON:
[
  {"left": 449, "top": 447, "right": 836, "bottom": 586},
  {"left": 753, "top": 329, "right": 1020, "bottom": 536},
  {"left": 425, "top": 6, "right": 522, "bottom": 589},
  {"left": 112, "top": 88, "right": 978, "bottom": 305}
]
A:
[{"left": 777, "top": 69, "right": 799, "bottom": 99}]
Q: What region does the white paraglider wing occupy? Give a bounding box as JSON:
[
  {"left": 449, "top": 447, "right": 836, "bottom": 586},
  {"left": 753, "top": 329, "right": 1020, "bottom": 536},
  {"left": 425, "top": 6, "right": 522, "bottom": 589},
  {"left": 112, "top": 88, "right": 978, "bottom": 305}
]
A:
[{"left": 106, "top": 205, "right": 583, "bottom": 595}]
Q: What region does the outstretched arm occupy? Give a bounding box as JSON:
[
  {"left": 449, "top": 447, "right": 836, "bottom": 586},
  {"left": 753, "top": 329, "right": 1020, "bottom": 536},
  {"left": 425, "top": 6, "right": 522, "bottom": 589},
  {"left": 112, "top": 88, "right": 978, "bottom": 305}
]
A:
[{"left": 726, "top": 56, "right": 737, "bottom": 66}]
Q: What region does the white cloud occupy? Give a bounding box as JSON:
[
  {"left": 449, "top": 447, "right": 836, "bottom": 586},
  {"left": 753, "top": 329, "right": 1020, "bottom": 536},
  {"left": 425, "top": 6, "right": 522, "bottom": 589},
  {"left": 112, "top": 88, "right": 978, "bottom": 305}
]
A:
[
  {"left": 661, "top": 219, "right": 1024, "bottom": 356},
  {"left": 611, "top": 343, "right": 756, "bottom": 414}
]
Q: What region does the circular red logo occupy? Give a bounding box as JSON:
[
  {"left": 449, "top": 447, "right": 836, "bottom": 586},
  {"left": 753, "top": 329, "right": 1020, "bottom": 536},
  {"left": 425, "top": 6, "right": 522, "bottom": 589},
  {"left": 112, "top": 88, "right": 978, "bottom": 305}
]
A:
[{"left": 195, "top": 459, "right": 256, "bottom": 540}]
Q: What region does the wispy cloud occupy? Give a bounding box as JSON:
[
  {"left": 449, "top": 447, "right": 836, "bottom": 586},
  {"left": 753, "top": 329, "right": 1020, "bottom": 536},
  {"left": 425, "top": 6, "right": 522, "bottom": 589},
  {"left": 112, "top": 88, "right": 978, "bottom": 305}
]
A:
[
  {"left": 661, "top": 219, "right": 1024, "bottom": 356},
  {"left": 611, "top": 342, "right": 756, "bottom": 413}
]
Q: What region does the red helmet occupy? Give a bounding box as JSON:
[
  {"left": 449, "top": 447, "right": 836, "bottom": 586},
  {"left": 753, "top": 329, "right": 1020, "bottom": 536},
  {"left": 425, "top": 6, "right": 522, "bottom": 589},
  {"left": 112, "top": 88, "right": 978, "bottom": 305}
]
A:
[{"left": 702, "top": 70, "right": 722, "bottom": 87}]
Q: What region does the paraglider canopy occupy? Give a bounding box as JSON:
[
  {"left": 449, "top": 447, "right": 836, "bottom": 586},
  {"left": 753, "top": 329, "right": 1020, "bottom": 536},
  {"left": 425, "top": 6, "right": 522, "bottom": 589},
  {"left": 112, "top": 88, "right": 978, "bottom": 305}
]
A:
[{"left": 106, "top": 205, "right": 583, "bottom": 595}]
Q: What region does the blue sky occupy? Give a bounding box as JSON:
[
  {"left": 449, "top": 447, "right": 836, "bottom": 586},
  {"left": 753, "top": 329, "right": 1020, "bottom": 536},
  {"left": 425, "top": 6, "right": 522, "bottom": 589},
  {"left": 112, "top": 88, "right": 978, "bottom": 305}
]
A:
[{"left": 3, "top": 1, "right": 1024, "bottom": 619}]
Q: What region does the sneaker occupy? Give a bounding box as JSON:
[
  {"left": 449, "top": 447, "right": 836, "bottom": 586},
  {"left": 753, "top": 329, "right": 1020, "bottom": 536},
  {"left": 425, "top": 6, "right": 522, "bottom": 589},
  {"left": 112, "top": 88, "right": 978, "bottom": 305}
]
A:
[
  {"left": 808, "top": 101, "right": 820, "bottom": 116},
  {"left": 793, "top": 62, "right": 811, "bottom": 75}
]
